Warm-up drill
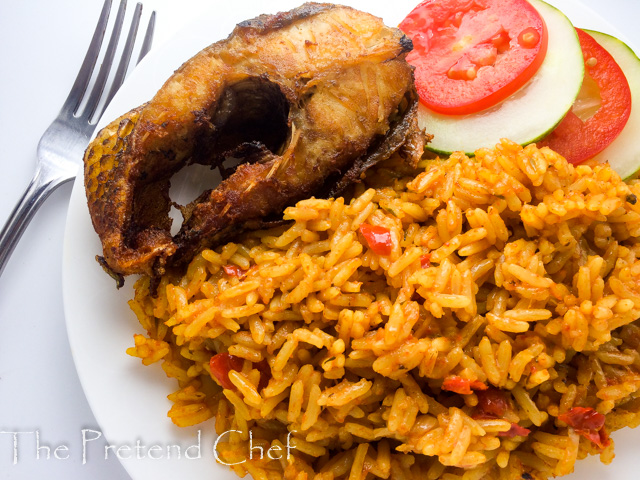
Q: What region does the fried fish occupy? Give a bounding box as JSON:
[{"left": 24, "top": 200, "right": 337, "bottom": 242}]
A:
[{"left": 84, "top": 2, "right": 425, "bottom": 279}]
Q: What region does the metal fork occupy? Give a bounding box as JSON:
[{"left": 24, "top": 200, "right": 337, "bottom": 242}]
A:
[{"left": 0, "top": 0, "right": 155, "bottom": 276}]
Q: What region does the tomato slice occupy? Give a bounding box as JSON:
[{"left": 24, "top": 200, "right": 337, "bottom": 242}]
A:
[
  {"left": 400, "top": 0, "right": 548, "bottom": 115},
  {"left": 538, "top": 29, "right": 631, "bottom": 164},
  {"left": 359, "top": 224, "right": 393, "bottom": 256}
]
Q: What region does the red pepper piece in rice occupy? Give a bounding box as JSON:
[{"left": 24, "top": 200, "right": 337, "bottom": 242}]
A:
[
  {"left": 476, "top": 387, "right": 511, "bottom": 418},
  {"left": 358, "top": 223, "right": 392, "bottom": 256},
  {"left": 254, "top": 359, "right": 272, "bottom": 391},
  {"left": 442, "top": 375, "right": 488, "bottom": 395},
  {"left": 558, "top": 407, "right": 611, "bottom": 449},
  {"left": 209, "top": 352, "right": 244, "bottom": 390},
  {"left": 210, "top": 353, "right": 272, "bottom": 393},
  {"left": 498, "top": 423, "right": 531, "bottom": 438},
  {"left": 223, "top": 264, "right": 247, "bottom": 278}
]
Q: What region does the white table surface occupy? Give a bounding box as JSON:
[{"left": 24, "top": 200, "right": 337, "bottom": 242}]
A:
[{"left": 0, "top": 1, "right": 639, "bottom": 479}]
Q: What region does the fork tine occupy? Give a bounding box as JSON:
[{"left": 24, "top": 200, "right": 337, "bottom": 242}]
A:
[
  {"left": 0, "top": 0, "right": 157, "bottom": 278},
  {"left": 102, "top": 2, "right": 143, "bottom": 110},
  {"left": 137, "top": 10, "right": 156, "bottom": 64},
  {"left": 83, "top": 0, "right": 128, "bottom": 123},
  {"left": 61, "top": 0, "right": 113, "bottom": 116}
]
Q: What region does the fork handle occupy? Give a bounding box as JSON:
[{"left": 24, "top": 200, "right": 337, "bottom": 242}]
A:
[{"left": 0, "top": 168, "right": 70, "bottom": 277}]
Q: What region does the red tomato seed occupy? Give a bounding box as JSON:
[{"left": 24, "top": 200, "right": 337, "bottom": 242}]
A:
[{"left": 518, "top": 27, "right": 541, "bottom": 48}]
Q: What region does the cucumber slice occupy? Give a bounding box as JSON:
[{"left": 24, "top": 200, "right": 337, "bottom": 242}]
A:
[
  {"left": 587, "top": 30, "right": 640, "bottom": 180},
  {"left": 418, "top": 0, "right": 584, "bottom": 156}
]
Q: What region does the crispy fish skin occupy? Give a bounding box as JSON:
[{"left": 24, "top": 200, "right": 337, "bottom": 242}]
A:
[{"left": 84, "top": 3, "right": 423, "bottom": 277}]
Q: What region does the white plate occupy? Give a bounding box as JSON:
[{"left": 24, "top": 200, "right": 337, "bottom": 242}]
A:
[{"left": 62, "top": 1, "right": 639, "bottom": 479}]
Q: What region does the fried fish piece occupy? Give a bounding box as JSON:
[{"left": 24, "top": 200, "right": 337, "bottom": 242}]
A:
[{"left": 84, "top": 2, "right": 424, "bottom": 278}]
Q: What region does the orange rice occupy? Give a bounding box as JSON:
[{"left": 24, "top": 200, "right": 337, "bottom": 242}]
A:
[{"left": 127, "top": 139, "right": 640, "bottom": 479}]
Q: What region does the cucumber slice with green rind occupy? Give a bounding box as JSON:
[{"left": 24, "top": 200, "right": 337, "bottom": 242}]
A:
[
  {"left": 418, "top": 0, "right": 584, "bottom": 156},
  {"left": 587, "top": 30, "right": 640, "bottom": 180}
]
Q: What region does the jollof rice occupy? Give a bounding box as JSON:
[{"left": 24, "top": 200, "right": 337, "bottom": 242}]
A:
[{"left": 127, "top": 139, "right": 640, "bottom": 479}]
